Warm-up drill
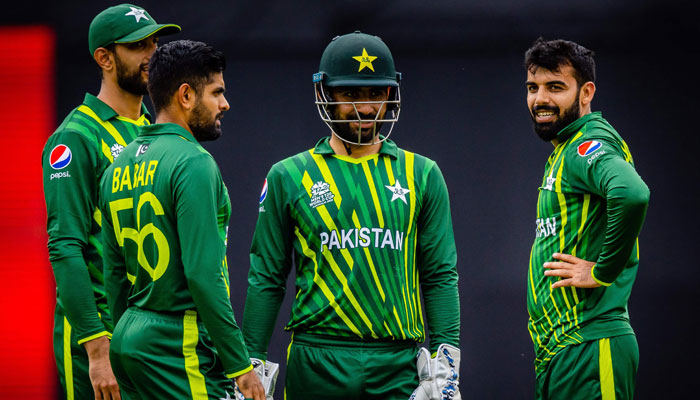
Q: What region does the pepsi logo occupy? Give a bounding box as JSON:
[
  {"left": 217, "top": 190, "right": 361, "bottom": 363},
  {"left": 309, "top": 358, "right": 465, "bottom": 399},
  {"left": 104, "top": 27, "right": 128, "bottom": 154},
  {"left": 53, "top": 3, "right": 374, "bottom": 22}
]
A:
[
  {"left": 49, "top": 144, "right": 72, "bottom": 170},
  {"left": 577, "top": 140, "right": 602, "bottom": 157},
  {"left": 259, "top": 178, "right": 268, "bottom": 204}
]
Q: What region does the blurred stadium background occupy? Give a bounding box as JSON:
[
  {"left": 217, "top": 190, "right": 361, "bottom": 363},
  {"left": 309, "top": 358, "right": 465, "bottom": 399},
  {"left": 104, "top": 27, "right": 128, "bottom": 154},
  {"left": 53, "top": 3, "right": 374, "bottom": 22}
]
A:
[{"left": 0, "top": 1, "right": 697, "bottom": 398}]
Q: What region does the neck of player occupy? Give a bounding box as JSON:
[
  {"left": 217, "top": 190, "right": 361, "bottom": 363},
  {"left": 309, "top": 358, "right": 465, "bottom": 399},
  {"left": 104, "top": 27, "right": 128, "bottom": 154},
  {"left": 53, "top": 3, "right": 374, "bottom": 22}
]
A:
[
  {"left": 329, "top": 134, "right": 382, "bottom": 158},
  {"left": 97, "top": 80, "right": 145, "bottom": 121}
]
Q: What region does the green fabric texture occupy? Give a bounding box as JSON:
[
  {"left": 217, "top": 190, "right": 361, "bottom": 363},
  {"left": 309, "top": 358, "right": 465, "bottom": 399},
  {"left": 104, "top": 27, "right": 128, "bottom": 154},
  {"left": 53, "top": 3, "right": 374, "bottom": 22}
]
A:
[
  {"left": 527, "top": 112, "right": 650, "bottom": 375},
  {"left": 100, "top": 122, "right": 251, "bottom": 377},
  {"left": 110, "top": 307, "right": 235, "bottom": 399},
  {"left": 43, "top": 93, "right": 149, "bottom": 342},
  {"left": 285, "top": 333, "right": 418, "bottom": 400},
  {"left": 53, "top": 306, "right": 93, "bottom": 400},
  {"left": 242, "top": 137, "right": 460, "bottom": 361},
  {"left": 535, "top": 334, "right": 638, "bottom": 400}
]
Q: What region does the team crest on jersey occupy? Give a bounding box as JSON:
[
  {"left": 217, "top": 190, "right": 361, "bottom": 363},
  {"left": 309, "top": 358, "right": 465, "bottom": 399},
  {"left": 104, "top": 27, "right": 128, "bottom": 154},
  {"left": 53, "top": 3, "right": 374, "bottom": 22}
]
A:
[
  {"left": 577, "top": 140, "right": 602, "bottom": 157},
  {"left": 111, "top": 143, "right": 125, "bottom": 160},
  {"left": 49, "top": 144, "right": 72, "bottom": 170},
  {"left": 309, "top": 181, "right": 335, "bottom": 208}
]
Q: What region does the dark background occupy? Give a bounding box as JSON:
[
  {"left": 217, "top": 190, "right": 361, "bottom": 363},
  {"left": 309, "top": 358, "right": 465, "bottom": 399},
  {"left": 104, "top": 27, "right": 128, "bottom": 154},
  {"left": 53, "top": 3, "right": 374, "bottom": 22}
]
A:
[{"left": 3, "top": 0, "right": 698, "bottom": 398}]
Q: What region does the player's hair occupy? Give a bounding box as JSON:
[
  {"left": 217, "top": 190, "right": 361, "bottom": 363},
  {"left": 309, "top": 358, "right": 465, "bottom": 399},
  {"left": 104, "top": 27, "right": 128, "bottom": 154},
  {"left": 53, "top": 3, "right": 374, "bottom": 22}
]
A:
[
  {"left": 148, "top": 40, "right": 226, "bottom": 113},
  {"left": 524, "top": 37, "right": 595, "bottom": 87}
]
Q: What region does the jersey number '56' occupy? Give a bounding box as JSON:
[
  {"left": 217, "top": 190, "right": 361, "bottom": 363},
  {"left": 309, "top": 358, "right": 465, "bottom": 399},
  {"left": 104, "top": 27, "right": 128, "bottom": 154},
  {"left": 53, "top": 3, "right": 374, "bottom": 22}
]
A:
[{"left": 109, "top": 192, "right": 170, "bottom": 282}]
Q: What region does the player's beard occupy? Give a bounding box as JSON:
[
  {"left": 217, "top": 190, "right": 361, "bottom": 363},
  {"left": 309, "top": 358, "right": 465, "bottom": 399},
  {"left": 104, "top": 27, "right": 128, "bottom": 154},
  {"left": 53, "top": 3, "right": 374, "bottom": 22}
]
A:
[
  {"left": 115, "top": 53, "right": 148, "bottom": 96},
  {"left": 531, "top": 93, "right": 581, "bottom": 142},
  {"left": 189, "top": 98, "right": 223, "bottom": 142},
  {"left": 331, "top": 108, "right": 384, "bottom": 145}
]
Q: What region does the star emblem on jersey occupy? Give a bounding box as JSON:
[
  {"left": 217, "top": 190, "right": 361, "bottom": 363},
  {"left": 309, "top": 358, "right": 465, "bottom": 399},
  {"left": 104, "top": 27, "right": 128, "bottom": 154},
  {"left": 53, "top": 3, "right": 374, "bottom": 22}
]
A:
[
  {"left": 125, "top": 7, "right": 149, "bottom": 23},
  {"left": 353, "top": 48, "right": 377, "bottom": 72},
  {"left": 385, "top": 181, "right": 410, "bottom": 204},
  {"left": 111, "top": 143, "right": 125, "bottom": 160},
  {"left": 543, "top": 176, "right": 556, "bottom": 191}
]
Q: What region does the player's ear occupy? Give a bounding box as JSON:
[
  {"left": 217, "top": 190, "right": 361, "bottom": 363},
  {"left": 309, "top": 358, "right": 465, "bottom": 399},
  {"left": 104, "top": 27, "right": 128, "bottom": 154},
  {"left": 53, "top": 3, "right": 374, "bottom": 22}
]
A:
[
  {"left": 94, "top": 47, "right": 114, "bottom": 76},
  {"left": 177, "top": 83, "right": 195, "bottom": 111},
  {"left": 579, "top": 81, "right": 596, "bottom": 108}
]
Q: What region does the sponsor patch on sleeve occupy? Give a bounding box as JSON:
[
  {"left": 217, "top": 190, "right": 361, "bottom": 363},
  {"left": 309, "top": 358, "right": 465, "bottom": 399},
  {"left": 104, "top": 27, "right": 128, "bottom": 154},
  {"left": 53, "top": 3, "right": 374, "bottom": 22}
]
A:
[
  {"left": 49, "top": 144, "right": 72, "bottom": 170},
  {"left": 577, "top": 140, "right": 607, "bottom": 165},
  {"left": 258, "top": 178, "right": 268, "bottom": 212}
]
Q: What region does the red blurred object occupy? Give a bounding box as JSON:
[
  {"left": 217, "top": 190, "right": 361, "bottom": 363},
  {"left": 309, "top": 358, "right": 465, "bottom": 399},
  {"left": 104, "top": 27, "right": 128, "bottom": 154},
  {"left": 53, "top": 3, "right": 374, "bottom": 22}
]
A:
[{"left": 0, "top": 26, "right": 57, "bottom": 398}]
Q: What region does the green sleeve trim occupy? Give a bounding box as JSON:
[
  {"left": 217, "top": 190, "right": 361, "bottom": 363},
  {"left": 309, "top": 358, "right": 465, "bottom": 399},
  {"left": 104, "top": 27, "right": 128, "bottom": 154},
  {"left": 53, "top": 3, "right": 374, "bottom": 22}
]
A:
[
  {"left": 591, "top": 265, "right": 612, "bottom": 287},
  {"left": 76, "top": 330, "right": 111, "bottom": 345},
  {"left": 225, "top": 363, "right": 253, "bottom": 379}
]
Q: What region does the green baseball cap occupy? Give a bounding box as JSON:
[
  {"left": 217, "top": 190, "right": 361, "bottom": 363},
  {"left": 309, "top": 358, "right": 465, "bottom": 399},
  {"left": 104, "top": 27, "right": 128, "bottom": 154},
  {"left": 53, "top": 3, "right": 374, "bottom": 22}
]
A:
[{"left": 88, "top": 3, "right": 181, "bottom": 56}]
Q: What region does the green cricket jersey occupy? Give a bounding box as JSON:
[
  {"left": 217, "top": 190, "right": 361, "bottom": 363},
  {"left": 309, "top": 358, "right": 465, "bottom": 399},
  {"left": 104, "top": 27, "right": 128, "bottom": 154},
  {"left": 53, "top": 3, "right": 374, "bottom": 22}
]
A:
[
  {"left": 99, "top": 123, "right": 252, "bottom": 377},
  {"left": 243, "top": 137, "right": 460, "bottom": 360},
  {"left": 42, "top": 93, "right": 149, "bottom": 343},
  {"left": 527, "top": 112, "right": 650, "bottom": 375}
]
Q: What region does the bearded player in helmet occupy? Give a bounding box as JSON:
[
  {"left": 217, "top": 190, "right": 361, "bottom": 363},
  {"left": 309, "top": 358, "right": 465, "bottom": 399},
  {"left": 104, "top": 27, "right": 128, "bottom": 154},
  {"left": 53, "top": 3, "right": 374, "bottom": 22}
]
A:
[{"left": 241, "top": 31, "right": 462, "bottom": 400}]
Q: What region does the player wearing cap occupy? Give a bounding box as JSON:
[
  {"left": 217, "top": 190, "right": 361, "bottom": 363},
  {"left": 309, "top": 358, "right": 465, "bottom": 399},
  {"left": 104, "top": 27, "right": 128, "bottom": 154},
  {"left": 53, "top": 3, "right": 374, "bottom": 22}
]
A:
[
  {"left": 41, "top": 4, "right": 179, "bottom": 399},
  {"left": 524, "top": 38, "right": 650, "bottom": 399},
  {"left": 99, "top": 39, "right": 264, "bottom": 400},
  {"left": 242, "top": 31, "right": 461, "bottom": 400}
]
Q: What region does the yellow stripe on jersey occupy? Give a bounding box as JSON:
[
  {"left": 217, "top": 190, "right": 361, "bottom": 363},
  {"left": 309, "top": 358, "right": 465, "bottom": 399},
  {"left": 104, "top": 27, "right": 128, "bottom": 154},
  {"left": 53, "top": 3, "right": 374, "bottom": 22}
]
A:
[
  {"left": 529, "top": 245, "right": 538, "bottom": 304},
  {"left": 77, "top": 105, "right": 128, "bottom": 147},
  {"left": 101, "top": 139, "right": 114, "bottom": 163},
  {"left": 310, "top": 150, "right": 342, "bottom": 208},
  {"left": 599, "top": 338, "right": 616, "bottom": 400},
  {"left": 403, "top": 151, "right": 420, "bottom": 337},
  {"left": 384, "top": 156, "right": 395, "bottom": 185},
  {"left": 361, "top": 160, "right": 385, "bottom": 227},
  {"left": 93, "top": 208, "right": 102, "bottom": 227},
  {"left": 294, "top": 227, "right": 362, "bottom": 337},
  {"left": 115, "top": 114, "right": 150, "bottom": 126},
  {"left": 620, "top": 139, "right": 633, "bottom": 163},
  {"left": 183, "top": 310, "right": 208, "bottom": 400},
  {"left": 63, "top": 317, "right": 74, "bottom": 400},
  {"left": 222, "top": 257, "right": 230, "bottom": 297},
  {"left": 393, "top": 306, "right": 407, "bottom": 340},
  {"left": 352, "top": 210, "right": 386, "bottom": 301}
]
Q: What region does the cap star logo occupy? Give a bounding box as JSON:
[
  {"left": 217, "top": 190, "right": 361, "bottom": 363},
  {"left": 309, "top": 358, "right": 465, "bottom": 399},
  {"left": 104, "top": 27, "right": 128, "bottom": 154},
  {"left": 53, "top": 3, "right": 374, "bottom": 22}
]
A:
[
  {"left": 353, "top": 48, "right": 377, "bottom": 72},
  {"left": 385, "top": 181, "right": 410, "bottom": 204},
  {"left": 125, "top": 7, "right": 149, "bottom": 23}
]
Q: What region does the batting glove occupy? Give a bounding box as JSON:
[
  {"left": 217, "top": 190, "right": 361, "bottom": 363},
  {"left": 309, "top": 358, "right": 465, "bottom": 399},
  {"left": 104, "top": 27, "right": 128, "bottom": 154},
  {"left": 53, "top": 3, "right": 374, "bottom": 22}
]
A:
[
  {"left": 234, "top": 358, "right": 279, "bottom": 400},
  {"left": 409, "top": 344, "right": 461, "bottom": 400}
]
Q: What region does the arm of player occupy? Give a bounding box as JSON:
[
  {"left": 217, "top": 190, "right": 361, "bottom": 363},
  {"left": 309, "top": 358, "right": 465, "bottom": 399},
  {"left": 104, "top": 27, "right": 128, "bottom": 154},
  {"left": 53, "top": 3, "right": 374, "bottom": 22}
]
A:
[
  {"left": 43, "top": 131, "right": 110, "bottom": 343},
  {"left": 242, "top": 167, "right": 293, "bottom": 361},
  {"left": 100, "top": 181, "right": 130, "bottom": 326},
  {"left": 175, "top": 154, "right": 255, "bottom": 378},
  {"left": 590, "top": 156, "right": 649, "bottom": 284},
  {"left": 416, "top": 163, "right": 460, "bottom": 352},
  {"left": 564, "top": 141, "right": 650, "bottom": 286}
]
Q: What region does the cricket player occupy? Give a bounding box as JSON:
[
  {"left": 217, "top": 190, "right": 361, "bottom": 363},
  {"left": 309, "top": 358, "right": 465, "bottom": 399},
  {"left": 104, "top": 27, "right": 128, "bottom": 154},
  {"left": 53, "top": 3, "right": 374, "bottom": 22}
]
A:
[
  {"left": 242, "top": 31, "right": 461, "bottom": 400},
  {"left": 99, "top": 40, "right": 264, "bottom": 400},
  {"left": 42, "top": 4, "right": 179, "bottom": 399},
  {"left": 524, "top": 38, "right": 650, "bottom": 399}
]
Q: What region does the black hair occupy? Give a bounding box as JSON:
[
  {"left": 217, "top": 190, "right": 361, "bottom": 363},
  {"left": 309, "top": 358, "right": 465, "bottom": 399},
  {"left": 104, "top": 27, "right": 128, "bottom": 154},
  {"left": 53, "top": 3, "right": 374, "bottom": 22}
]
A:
[
  {"left": 148, "top": 40, "right": 226, "bottom": 113},
  {"left": 524, "top": 37, "right": 595, "bottom": 87}
]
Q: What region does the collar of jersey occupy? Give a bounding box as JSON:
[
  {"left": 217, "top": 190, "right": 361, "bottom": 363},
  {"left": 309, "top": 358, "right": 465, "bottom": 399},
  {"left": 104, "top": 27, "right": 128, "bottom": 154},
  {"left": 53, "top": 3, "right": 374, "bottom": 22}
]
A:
[
  {"left": 82, "top": 93, "right": 151, "bottom": 122},
  {"left": 555, "top": 111, "right": 602, "bottom": 142},
  {"left": 139, "top": 122, "right": 196, "bottom": 142},
  {"left": 312, "top": 136, "right": 399, "bottom": 159}
]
